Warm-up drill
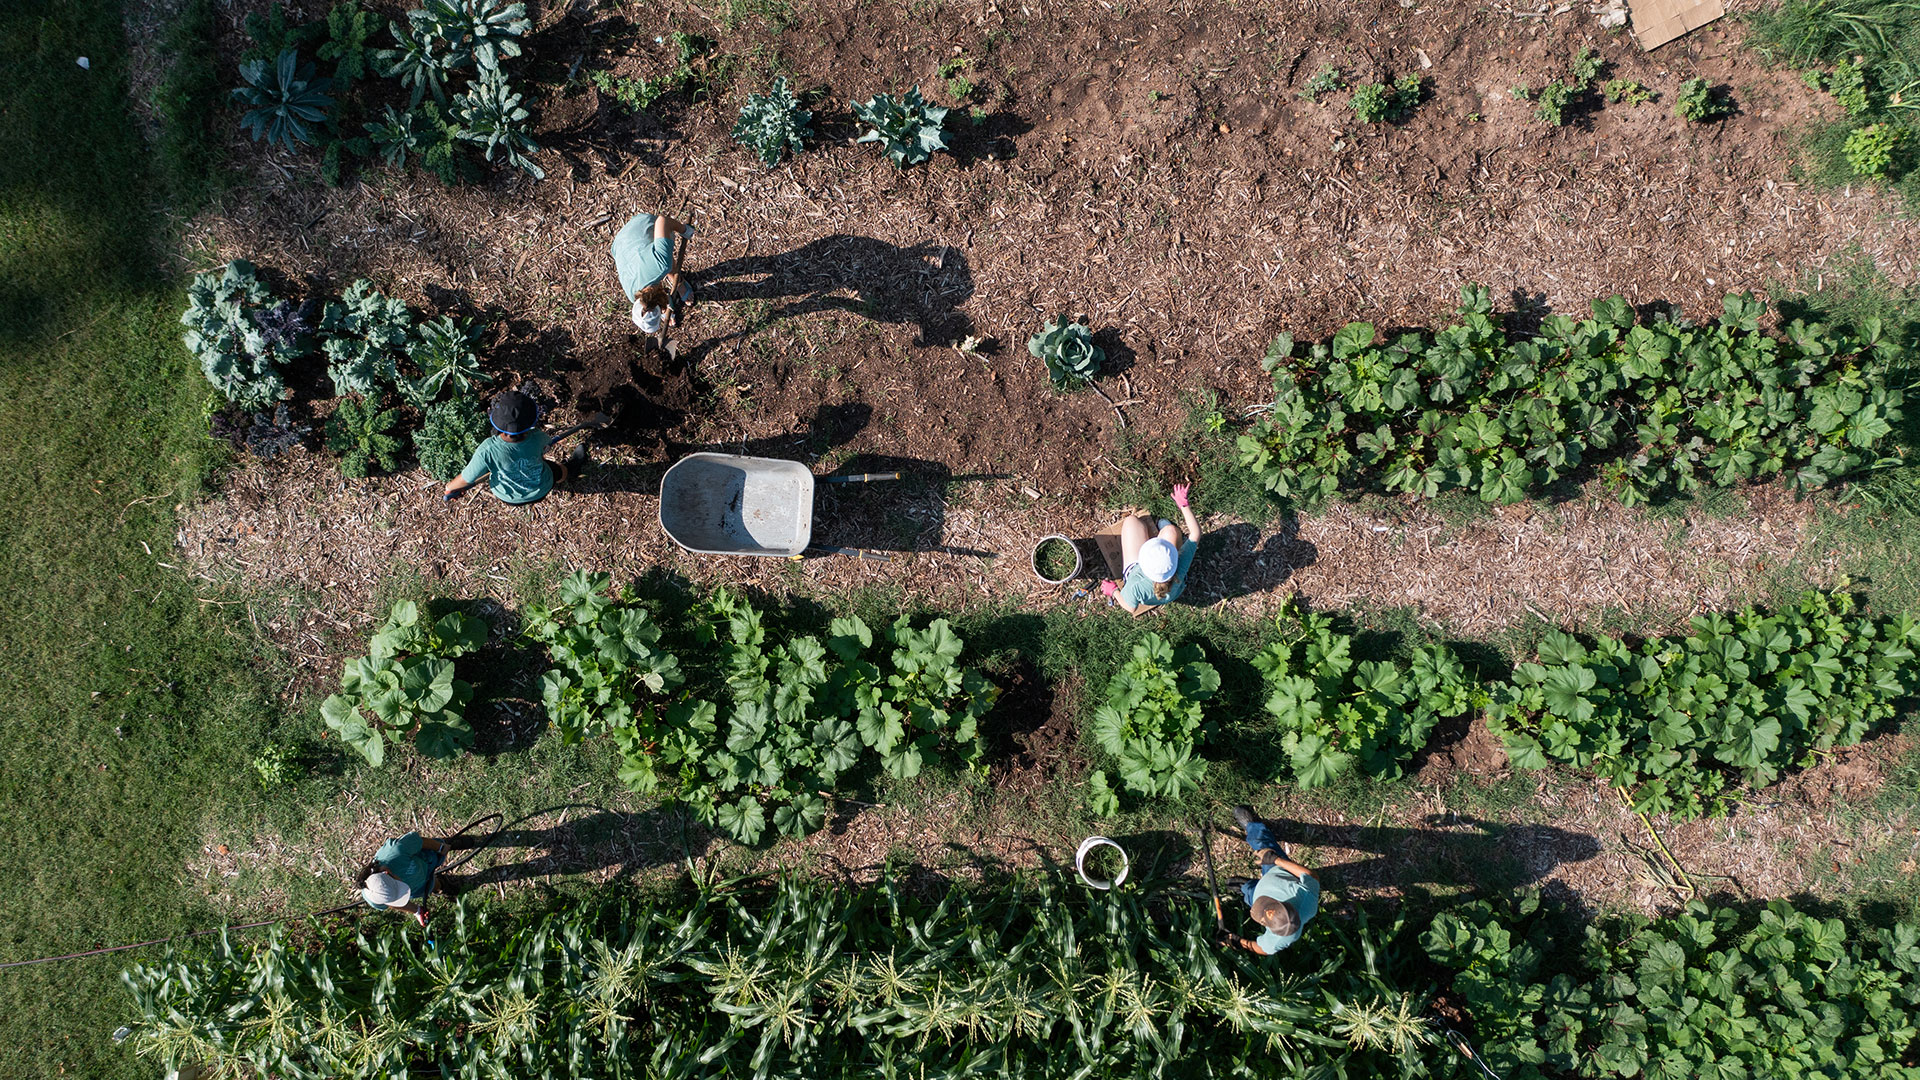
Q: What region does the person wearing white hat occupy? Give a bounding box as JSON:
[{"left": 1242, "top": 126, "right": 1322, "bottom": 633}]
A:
[
  {"left": 1100, "top": 482, "right": 1202, "bottom": 616},
  {"left": 357, "top": 831, "right": 450, "bottom": 925},
  {"left": 611, "top": 209, "right": 697, "bottom": 357}
]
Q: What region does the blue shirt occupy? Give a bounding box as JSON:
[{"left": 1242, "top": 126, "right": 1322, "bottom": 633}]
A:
[
  {"left": 460, "top": 431, "right": 552, "bottom": 504},
  {"left": 366, "top": 832, "right": 440, "bottom": 908},
  {"left": 1252, "top": 866, "right": 1320, "bottom": 953},
  {"left": 1120, "top": 540, "right": 1198, "bottom": 608},
  {"left": 611, "top": 213, "right": 677, "bottom": 300}
]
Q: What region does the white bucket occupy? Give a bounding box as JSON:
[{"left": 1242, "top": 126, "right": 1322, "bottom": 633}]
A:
[{"left": 1075, "top": 836, "right": 1130, "bottom": 890}]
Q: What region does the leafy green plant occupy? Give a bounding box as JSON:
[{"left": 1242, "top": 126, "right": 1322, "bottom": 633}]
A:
[
  {"left": 250, "top": 743, "right": 301, "bottom": 786},
  {"left": 1533, "top": 80, "right": 1578, "bottom": 125},
  {"left": 363, "top": 104, "right": 423, "bottom": 166},
  {"left": 1236, "top": 283, "right": 1907, "bottom": 508},
  {"left": 589, "top": 31, "right": 719, "bottom": 115},
  {"left": 852, "top": 87, "right": 949, "bottom": 166},
  {"left": 1299, "top": 62, "right": 1344, "bottom": 101},
  {"left": 1028, "top": 314, "right": 1105, "bottom": 390},
  {"left": 452, "top": 67, "right": 543, "bottom": 178},
  {"left": 522, "top": 571, "right": 687, "bottom": 752},
  {"left": 241, "top": 1, "right": 324, "bottom": 65},
  {"left": 320, "top": 600, "right": 486, "bottom": 764},
  {"left": 411, "top": 0, "right": 529, "bottom": 73},
  {"left": 1674, "top": 76, "right": 1734, "bottom": 121},
  {"left": 1846, "top": 121, "right": 1906, "bottom": 174},
  {"left": 1349, "top": 75, "right": 1422, "bottom": 123},
  {"left": 413, "top": 395, "right": 487, "bottom": 481},
  {"left": 233, "top": 49, "right": 334, "bottom": 148},
  {"left": 1809, "top": 56, "right": 1875, "bottom": 114},
  {"left": 376, "top": 17, "right": 453, "bottom": 105},
  {"left": 318, "top": 1, "right": 379, "bottom": 89},
  {"left": 1486, "top": 587, "right": 1920, "bottom": 818},
  {"left": 325, "top": 394, "right": 403, "bottom": 478},
  {"left": 1569, "top": 47, "right": 1604, "bottom": 85},
  {"left": 732, "top": 76, "right": 813, "bottom": 166},
  {"left": 319, "top": 279, "right": 412, "bottom": 396},
  {"left": 181, "top": 259, "right": 305, "bottom": 409},
  {"left": 1255, "top": 603, "right": 1478, "bottom": 788},
  {"left": 1090, "top": 634, "right": 1219, "bottom": 804},
  {"left": 399, "top": 315, "right": 483, "bottom": 407},
  {"left": 1603, "top": 77, "right": 1652, "bottom": 104}
]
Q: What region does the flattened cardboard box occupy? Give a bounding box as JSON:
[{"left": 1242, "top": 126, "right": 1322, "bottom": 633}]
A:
[{"left": 1630, "top": 0, "right": 1724, "bottom": 50}]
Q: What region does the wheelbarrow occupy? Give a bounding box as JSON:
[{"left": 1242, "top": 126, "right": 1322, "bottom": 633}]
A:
[{"left": 657, "top": 453, "right": 901, "bottom": 559}]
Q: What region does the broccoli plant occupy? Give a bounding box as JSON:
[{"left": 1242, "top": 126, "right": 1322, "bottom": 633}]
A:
[
  {"left": 326, "top": 394, "right": 403, "bottom": 477},
  {"left": 452, "top": 67, "right": 543, "bottom": 178},
  {"left": 1674, "top": 77, "right": 1734, "bottom": 122},
  {"left": 852, "top": 88, "right": 949, "bottom": 167},
  {"left": 399, "top": 315, "right": 484, "bottom": 407},
  {"left": 233, "top": 49, "right": 334, "bottom": 149},
  {"left": 181, "top": 259, "right": 304, "bottom": 410},
  {"left": 1349, "top": 75, "right": 1422, "bottom": 123},
  {"left": 1089, "top": 634, "right": 1220, "bottom": 807},
  {"left": 1845, "top": 123, "right": 1904, "bottom": 177},
  {"left": 732, "top": 77, "right": 813, "bottom": 166},
  {"left": 321, "top": 599, "right": 487, "bottom": 764},
  {"left": 1028, "top": 314, "right": 1105, "bottom": 391},
  {"left": 414, "top": 396, "right": 487, "bottom": 481},
  {"left": 319, "top": 279, "right": 412, "bottom": 396}
]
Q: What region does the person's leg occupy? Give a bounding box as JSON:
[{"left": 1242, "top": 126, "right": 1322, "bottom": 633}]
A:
[
  {"left": 1120, "top": 513, "right": 1151, "bottom": 566},
  {"left": 1156, "top": 523, "right": 1185, "bottom": 546},
  {"left": 545, "top": 458, "right": 569, "bottom": 485}
]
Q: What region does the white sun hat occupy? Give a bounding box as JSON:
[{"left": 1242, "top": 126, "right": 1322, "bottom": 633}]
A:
[
  {"left": 632, "top": 299, "right": 665, "bottom": 335},
  {"left": 1138, "top": 538, "right": 1178, "bottom": 583},
  {"left": 362, "top": 871, "right": 411, "bottom": 908}
]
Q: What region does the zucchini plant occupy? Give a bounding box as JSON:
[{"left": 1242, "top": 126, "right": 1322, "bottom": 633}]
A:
[
  {"left": 1089, "top": 633, "right": 1220, "bottom": 810},
  {"left": 181, "top": 259, "right": 306, "bottom": 410},
  {"left": 521, "top": 570, "right": 685, "bottom": 748},
  {"left": 852, "top": 87, "right": 949, "bottom": 166},
  {"left": 320, "top": 600, "right": 487, "bottom": 764}
]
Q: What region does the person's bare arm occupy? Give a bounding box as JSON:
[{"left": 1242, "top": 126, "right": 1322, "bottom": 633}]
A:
[
  {"left": 1272, "top": 856, "right": 1315, "bottom": 880},
  {"left": 655, "top": 213, "right": 693, "bottom": 292},
  {"left": 1178, "top": 503, "right": 1202, "bottom": 544},
  {"left": 443, "top": 474, "right": 480, "bottom": 499}
]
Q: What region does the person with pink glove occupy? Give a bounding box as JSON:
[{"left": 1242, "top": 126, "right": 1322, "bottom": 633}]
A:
[{"left": 1100, "top": 483, "right": 1201, "bottom": 616}]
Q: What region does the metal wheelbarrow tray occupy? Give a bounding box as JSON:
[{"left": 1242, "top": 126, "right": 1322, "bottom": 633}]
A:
[{"left": 658, "top": 453, "right": 904, "bottom": 558}]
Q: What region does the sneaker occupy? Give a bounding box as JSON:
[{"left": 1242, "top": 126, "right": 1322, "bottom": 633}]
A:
[{"left": 1231, "top": 805, "right": 1259, "bottom": 832}]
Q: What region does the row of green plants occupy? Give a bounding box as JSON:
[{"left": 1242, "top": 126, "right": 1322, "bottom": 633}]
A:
[
  {"left": 1751, "top": 0, "right": 1920, "bottom": 201},
  {"left": 1236, "top": 284, "right": 1908, "bottom": 507},
  {"left": 120, "top": 875, "right": 1920, "bottom": 1079},
  {"left": 183, "top": 259, "right": 490, "bottom": 479},
  {"left": 1084, "top": 588, "right": 1918, "bottom": 821}
]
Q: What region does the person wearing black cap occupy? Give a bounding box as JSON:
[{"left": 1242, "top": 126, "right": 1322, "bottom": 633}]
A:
[{"left": 441, "top": 389, "right": 585, "bottom": 504}]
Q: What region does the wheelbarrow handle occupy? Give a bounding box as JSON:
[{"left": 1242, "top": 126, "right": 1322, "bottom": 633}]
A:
[
  {"left": 798, "top": 546, "right": 893, "bottom": 561},
  {"left": 821, "top": 472, "right": 903, "bottom": 484}
]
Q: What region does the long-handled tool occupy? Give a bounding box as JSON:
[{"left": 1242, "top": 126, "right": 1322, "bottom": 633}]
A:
[
  {"left": 1198, "top": 822, "right": 1230, "bottom": 936},
  {"left": 544, "top": 410, "right": 611, "bottom": 446}
]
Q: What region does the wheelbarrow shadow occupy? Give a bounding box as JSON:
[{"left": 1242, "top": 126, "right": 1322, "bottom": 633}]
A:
[
  {"left": 689, "top": 234, "right": 976, "bottom": 351},
  {"left": 809, "top": 453, "right": 1007, "bottom": 558}
]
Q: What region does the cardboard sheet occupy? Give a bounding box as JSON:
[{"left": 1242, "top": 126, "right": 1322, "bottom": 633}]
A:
[{"left": 1630, "top": 0, "right": 1725, "bottom": 49}]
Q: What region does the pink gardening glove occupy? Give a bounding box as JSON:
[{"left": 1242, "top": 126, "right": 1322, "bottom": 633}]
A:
[
  {"left": 1100, "top": 579, "right": 1120, "bottom": 598},
  {"left": 1172, "top": 483, "right": 1191, "bottom": 508}
]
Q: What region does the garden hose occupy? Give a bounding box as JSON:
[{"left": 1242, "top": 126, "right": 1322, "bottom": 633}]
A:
[{"left": 1433, "top": 1022, "right": 1505, "bottom": 1080}]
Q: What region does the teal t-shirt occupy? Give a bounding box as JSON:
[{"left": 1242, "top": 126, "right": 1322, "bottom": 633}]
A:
[
  {"left": 366, "top": 831, "right": 438, "bottom": 908},
  {"left": 612, "top": 213, "right": 676, "bottom": 300},
  {"left": 460, "top": 431, "right": 551, "bottom": 504},
  {"left": 1252, "top": 867, "right": 1320, "bottom": 954},
  {"left": 1120, "top": 540, "right": 1198, "bottom": 608}
]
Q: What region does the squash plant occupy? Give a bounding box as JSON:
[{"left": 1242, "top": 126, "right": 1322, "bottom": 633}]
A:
[
  {"left": 1089, "top": 633, "right": 1220, "bottom": 808},
  {"left": 1256, "top": 602, "right": 1478, "bottom": 788},
  {"left": 1486, "top": 587, "right": 1920, "bottom": 818},
  {"left": 320, "top": 600, "right": 487, "bottom": 764},
  {"left": 521, "top": 570, "right": 685, "bottom": 749}
]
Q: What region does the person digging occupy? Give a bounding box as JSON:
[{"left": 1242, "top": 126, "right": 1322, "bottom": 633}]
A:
[
  {"left": 611, "top": 209, "right": 697, "bottom": 359},
  {"left": 442, "top": 389, "right": 588, "bottom": 505},
  {"left": 1218, "top": 804, "right": 1320, "bottom": 955},
  {"left": 357, "top": 830, "right": 460, "bottom": 925},
  {"left": 1100, "top": 482, "right": 1202, "bottom": 617}
]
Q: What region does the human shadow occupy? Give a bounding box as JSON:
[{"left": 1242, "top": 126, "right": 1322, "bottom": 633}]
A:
[
  {"left": 1228, "top": 814, "right": 1602, "bottom": 902},
  {"left": 1185, "top": 520, "right": 1317, "bottom": 603},
  {"left": 579, "top": 401, "right": 878, "bottom": 496},
  {"left": 692, "top": 235, "right": 975, "bottom": 349},
  {"left": 436, "top": 808, "right": 711, "bottom": 894},
  {"left": 807, "top": 453, "right": 1004, "bottom": 557}
]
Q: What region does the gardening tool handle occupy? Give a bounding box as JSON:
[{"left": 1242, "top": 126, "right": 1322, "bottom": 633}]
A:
[
  {"left": 800, "top": 546, "right": 892, "bottom": 561},
  {"left": 822, "top": 472, "right": 903, "bottom": 484},
  {"left": 1199, "top": 822, "right": 1230, "bottom": 933}
]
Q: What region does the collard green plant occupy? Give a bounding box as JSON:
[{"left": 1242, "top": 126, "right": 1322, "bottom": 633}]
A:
[
  {"left": 1236, "top": 284, "right": 1907, "bottom": 508},
  {"left": 325, "top": 394, "right": 403, "bottom": 477},
  {"left": 181, "top": 259, "right": 304, "bottom": 409},
  {"left": 1846, "top": 121, "right": 1905, "bottom": 175},
  {"left": 451, "top": 67, "right": 544, "bottom": 178},
  {"left": 1028, "top": 314, "right": 1105, "bottom": 390},
  {"left": 320, "top": 600, "right": 486, "bottom": 764},
  {"left": 234, "top": 49, "right": 335, "bottom": 149},
  {"left": 319, "top": 279, "right": 412, "bottom": 396},
  {"left": 1486, "top": 587, "right": 1920, "bottom": 818},
  {"left": 399, "top": 315, "right": 484, "bottom": 407},
  {"left": 413, "top": 395, "right": 486, "bottom": 481},
  {"left": 1255, "top": 603, "right": 1478, "bottom": 788},
  {"left": 1349, "top": 74, "right": 1422, "bottom": 123},
  {"left": 1090, "top": 634, "right": 1219, "bottom": 804},
  {"left": 1674, "top": 77, "right": 1734, "bottom": 121},
  {"left": 852, "top": 87, "right": 949, "bottom": 166},
  {"left": 733, "top": 76, "right": 813, "bottom": 166}
]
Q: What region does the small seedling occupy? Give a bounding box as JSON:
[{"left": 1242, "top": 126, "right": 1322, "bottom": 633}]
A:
[
  {"left": 1674, "top": 77, "right": 1733, "bottom": 122},
  {"left": 1298, "top": 63, "right": 1344, "bottom": 102},
  {"left": 1533, "top": 80, "right": 1576, "bottom": 125},
  {"left": 1350, "top": 74, "right": 1422, "bottom": 123},
  {"left": 1603, "top": 78, "right": 1652, "bottom": 105}
]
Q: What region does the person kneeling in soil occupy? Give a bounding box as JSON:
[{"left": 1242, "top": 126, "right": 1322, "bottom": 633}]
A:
[
  {"left": 611, "top": 209, "right": 696, "bottom": 357},
  {"left": 442, "top": 389, "right": 585, "bottom": 505},
  {"left": 1100, "top": 483, "right": 1202, "bottom": 616},
  {"left": 1220, "top": 804, "right": 1319, "bottom": 955},
  {"left": 358, "top": 831, "right": 451, "bottom": 926}
]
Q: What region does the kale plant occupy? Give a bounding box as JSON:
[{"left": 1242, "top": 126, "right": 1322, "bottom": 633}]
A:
[
  {"left": 241, "top": 2, "right": 324, "bottom": 65},
  {"left": 399, "top": 315, "right": 484, "bottom": 407},
  {"left": 321, "top": 599, "right": 487, "bottom": 764},
  {"left": 318, "top": 0, "right": 380, "bottom": 90},
  {"left": 210, "top": 403, "right": 308, "bottom": 459},
  {"left": 451, "top": 67, "right": 543, "bottom": 178},
  {"left": 319, "top": 279, "right": 412, "bottom": 396},
  {"left": 233, "top": 50, "right": 334, "bottom": 148},
  {"left": 852, "top": 88, "right": 949, "bottom": 167},
  {"left": 732, "top": 77, "right": 813, "bottom": 166},
  {"left": 364, "top": 105, "right": 423, "bottom": 166},
  {"left": 414, "top": 396, "right": 487, "bottom": 481},
  {"left": 181, "top": 259, "right": 304, "bottom": 410},
  {"left": 377, "top": 17, "right": 454, "bottom": 105},
  {"left": 1349, "top": 75, "right": 1422, "bottom": 123},
  {"left": 1028, "top": 314, "right": 1105, "bottom": 391},
  {"left": 1674, "top": 77, "right": 1734, "bottom": 121},
  {"left": 325, "top": 394, "right": 403, "bottom": 477},
  {"left": 411, "top": 0, "right": 530, "bottom": 74}
]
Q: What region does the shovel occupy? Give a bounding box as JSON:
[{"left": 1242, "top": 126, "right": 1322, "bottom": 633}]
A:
[
  {"left": 546, "top": 410, "right": 611, "bottom": 446},
  {"left": 1198, "top": 822, "right": 1229, "bottom": 936}
]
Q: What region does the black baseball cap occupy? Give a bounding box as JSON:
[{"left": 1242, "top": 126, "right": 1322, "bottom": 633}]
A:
[{"left": 489, "top": 390, "right": 539, "bottom": 435}]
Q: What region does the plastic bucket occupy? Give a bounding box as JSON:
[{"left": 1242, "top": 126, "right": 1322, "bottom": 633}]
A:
[
  {"left": 1031, "top": 534, "right": 1083, "bottom": 584},
  {"left": 1075, "top": 836, "right": 1129, "bottom": 890}
]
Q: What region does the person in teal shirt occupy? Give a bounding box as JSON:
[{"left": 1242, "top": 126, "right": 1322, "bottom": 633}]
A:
[
  {"left": 1220, "top": 805, "right": 1320, "bottom": 955},
  {"left": 1100, "top": 482, "right": 1202, "bottom": 616},
  {"left": 442, "top": 390, "right": 583, "bottom": 505},
  {"left": 357, "top": 831, "right": 450, "bottom": 924},
  {"left": 611, "top": 210, "right": 696, "bottom": 354}
]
